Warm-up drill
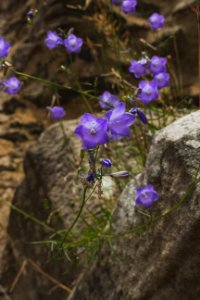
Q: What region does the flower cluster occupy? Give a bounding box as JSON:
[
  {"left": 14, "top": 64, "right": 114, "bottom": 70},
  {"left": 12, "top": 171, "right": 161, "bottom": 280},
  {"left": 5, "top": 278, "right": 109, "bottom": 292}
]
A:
[
  {"left": 74, "top": 102, "right": 135, "bottom": 150},
  {"left": 112, "top": 0, "right": 137, "bottom": 14},
  {"left": 45, "top": 31, "right": 83, "bottom": 54},
  {"left": 129, "top": 55, "right": 170, "bottom": 104}
]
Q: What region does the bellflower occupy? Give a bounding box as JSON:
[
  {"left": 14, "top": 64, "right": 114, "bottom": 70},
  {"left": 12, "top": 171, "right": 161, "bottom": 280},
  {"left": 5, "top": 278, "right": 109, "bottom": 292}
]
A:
[
  {"left": 121, "top": 0, "right": 137, "bottom": 14},
  {"left": 149, "top": 56, "right": 167, "bottom": 75},
  {"left": 64, "top": 34, "right": 83, "bottom": 54},
  {"left": 106, "top": 102, "right": 135, "bottom": 138},
  {"left": 137, "top": 80, "right": 159, "bottom": 104},
  {"left": 148, "top": 13, "right": 165, "bottom": 30},
  {"left": 153, "top": 72, "right": 170, "bottom": 89},
  {"left": 74, "top": 113, "right": 109, "bottom": 150},
  {"left": 129, "top": 107, "right": 148, "bottom": 124},
  {"left": 128, "top": 58, "right": 148, "bottom": 78},
  {"left": 3, "top": 77, "right": 22, "bottom": 95},
  {"left": 47, "top": 106, "right": 66, "bottom": 120},
  {"left": 45, "top": 31, "right": 63, "bottom": 49},
  {"left": 135, "top": 184, "right": 159, "bottom": 208},
  {"left": 99, "top": 91, "right": 120, "bottom": 109},
  {"left": 0, "top": 37, "right": 11, "bottom": 59}
]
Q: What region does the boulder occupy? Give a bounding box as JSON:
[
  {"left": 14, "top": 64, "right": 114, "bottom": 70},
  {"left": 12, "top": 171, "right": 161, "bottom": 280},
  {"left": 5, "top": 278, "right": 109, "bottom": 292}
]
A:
[
  {"left": 1, "top": 119, "right": 116, "bottom": 300},
  {"left": 68, "top": 110, "right": 200, "bottom": 300}
]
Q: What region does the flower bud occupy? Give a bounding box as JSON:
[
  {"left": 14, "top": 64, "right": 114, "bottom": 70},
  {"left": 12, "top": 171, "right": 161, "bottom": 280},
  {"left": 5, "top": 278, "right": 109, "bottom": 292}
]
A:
[
  {"left": 110, "top": 170, "right": 129, "bottom": 178},
  {"left": 101, "top": 159, "right": 112, "bottom": 168}
]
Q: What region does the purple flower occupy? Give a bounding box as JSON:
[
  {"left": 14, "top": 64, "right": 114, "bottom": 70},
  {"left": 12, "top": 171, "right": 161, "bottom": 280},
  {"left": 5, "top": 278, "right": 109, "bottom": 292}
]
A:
[
  {"left": 149, "top": 56, "right": 167, "bottom": 75},
  {"left": 3, "top": 77, "right": 22, "bottom": 95},
  {"left": 129, "top": 107, "right": 148, "bottom": 124},
  {"left": 74, "top": 113, "right": 109, "bottom": 150},
  {"left": 121, "top": 0, "right": 137, "bottom": 14},
  {"left": 135, "top": 184, "right": 159, "bottom": 208},
  {"left": 137, "top": 80, "right": 159, "bottom": 104},
  {"left": 64, "top": 34, "right": 83, "bottom": 54},
  {"left": 47, "top": 106, "right": 66, "bottom": 120},
  {"left": 101, "top": 159, "right": 112, "bottom": 167},
  {"left": 128, "top": 58, "right": 148, "bottom": 78},
  {"left": 153, "top": 72, "right": 170, "bottom": 89},
  {"left": 99, "top": 91, "right": 120, "bottom": 109},
  {"left": 0, "top": 37, "right": 11, "bottom": 59},
  {"left": 148, "top": 13, "right": 165, "bottom": 30},
  {"left": 45, "top": 31, "right": 63, "bottom": 50},
  {"left": 106, "top": 102, "right": 135, "bottom": 138}
]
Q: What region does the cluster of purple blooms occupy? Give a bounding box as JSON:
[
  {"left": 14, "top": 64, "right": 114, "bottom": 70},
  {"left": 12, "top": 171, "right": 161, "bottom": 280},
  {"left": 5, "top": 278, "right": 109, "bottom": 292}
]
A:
[
  {"left": 45, "top": 31, "right": 83, "bottom": 54},
  {"left": 47, "top": 105, "right": 159, "bottom": 208},
  {"left": 128, "top": 55, "right": 170, "bottom": 104},
  {"left": 0, "top": 9, "right": 161, "bottom": 210},
  {"left": 74, "top": 101, "right": 136, "bottom": 150},
  {"left": 0, "top": 37, "right": 22, "bottom": 95}
]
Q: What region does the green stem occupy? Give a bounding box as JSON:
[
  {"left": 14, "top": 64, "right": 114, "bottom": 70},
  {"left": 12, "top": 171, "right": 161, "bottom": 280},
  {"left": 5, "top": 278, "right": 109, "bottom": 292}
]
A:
[
  {"left": 61, "top": 186, "right": 88, "bottom": 246},
  {"left": 59, "top": 121, "right": 69, "bottom": 146},
  {"left": 9, "top": 202, "right": 54, "bottom": 232},
  {"left": 68, "top": 56, "right": 93, "bottom": 113},
  {"left": 14, "top": 70, "right": 97, "bottom": 103}
]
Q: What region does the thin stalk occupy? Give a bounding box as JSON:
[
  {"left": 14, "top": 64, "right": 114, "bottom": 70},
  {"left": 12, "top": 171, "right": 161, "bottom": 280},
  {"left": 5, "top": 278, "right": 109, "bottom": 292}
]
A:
[
  {"left": 132, "top": 127, "right": 146, "bottom": 166},
  {"left": 59, "top": 121, "right": 69, "bottom": 146},
  {"left": 61, "top": 186, "right": 88, "bottom": 246},
  {"left": 14, "top": 70, "right": 97, "bottom": 102},
  {"left": 9, "top": 202, "right": 54, "bottom": 232},
  {"left": 67, "top": 55, "right": 94, "bottom": 113}
]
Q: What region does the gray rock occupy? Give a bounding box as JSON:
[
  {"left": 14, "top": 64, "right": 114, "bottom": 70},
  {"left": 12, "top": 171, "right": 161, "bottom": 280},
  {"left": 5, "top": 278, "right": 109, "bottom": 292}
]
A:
[{"left": 68, "top": 110, "right": 200, "bottom": 300}]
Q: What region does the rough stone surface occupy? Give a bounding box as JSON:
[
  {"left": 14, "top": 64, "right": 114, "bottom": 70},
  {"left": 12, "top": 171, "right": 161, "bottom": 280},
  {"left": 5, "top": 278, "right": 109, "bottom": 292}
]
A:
[{"left": 68, "top": 110, "right": 200, "bottom": 300}]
